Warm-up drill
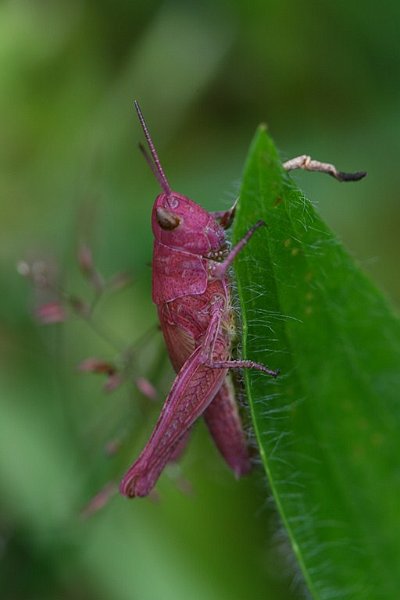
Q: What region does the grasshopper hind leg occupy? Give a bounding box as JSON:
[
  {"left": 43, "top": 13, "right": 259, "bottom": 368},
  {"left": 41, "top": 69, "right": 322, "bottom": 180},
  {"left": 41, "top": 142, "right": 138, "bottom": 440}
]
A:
[{"left": 204, "top": 374, "right": 251, "bottom": 478}]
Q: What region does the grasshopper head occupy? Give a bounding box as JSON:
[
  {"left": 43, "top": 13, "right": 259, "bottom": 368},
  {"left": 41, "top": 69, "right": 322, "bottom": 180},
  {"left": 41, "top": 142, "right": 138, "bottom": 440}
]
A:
[{"left": 152, "top": 192, "right": 225, "bottom": 255}]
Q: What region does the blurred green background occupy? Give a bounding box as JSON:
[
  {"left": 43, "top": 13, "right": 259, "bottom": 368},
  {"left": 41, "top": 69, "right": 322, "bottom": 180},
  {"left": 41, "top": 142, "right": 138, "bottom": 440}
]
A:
[{"left": 1, "top": 1, "right": 399, "bottom": 599}]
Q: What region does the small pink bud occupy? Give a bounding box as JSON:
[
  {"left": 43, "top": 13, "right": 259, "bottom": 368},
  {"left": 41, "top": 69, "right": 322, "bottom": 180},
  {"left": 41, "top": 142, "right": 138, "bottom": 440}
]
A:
[
  {"left": 77, "top": 243, "right": 104, "bottom": 292},
  {"left": 78, "top": 243, "right": 94, "bottom": 275},
  {"left": 135, "top": 377, "right": 157, "bottom": 400},
  {"left": 103, "top": 373, "right": 122, "bottom": 393},
  {"left": 78, "top": 358, "right": 116, "bottom": 376},
  {"left": 104, "top": 438, "right": 122, "bottom": 456},
  {"left": 35, "top": 301, "right": 66, "bottom": 324},
  {"left": 81, "top": 482, "right": 117, "bottom": 518},
  {"left": 78, "top": 358, "right": 122, "bottom": 393},
  {"left": 107, "top": 271, "right": 133, "bottom": 291}
]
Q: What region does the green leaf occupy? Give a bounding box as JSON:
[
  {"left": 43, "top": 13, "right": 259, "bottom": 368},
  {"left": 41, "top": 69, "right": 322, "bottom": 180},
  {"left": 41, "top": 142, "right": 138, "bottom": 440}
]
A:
[{"left": 233, "top": 126, "right": 400, "bottom": 600}]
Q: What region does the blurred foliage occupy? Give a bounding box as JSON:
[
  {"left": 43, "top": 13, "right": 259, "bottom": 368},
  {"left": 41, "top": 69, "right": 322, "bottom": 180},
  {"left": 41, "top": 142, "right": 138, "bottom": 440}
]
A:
[{"left": 0, "top": 1, "right": 399, "bottom": 599}]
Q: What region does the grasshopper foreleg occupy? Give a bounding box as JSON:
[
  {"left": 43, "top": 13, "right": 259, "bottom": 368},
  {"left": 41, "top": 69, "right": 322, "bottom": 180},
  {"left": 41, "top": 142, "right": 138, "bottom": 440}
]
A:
[
  {"left": 211, "top": 200, "right": 237, "bottom": 230},
  {"left": 210, "top": 220, "right": 265, "bottom": 280}
]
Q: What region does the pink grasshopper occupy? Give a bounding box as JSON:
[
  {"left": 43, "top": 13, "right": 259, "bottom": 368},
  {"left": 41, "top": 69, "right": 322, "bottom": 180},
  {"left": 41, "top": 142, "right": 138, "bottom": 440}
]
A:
[{"left": 120, "top": 103, "right": 366, "bottom": 498}]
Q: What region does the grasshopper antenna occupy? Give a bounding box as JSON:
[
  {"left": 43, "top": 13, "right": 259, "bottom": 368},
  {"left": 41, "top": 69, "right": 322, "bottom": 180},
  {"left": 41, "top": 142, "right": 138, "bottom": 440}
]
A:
[
  {"left": 134, "top": 100, "right": 172, "bottom": 196},
  {"left": 138, "top": 142, "right": 162, "bottom": 185}
]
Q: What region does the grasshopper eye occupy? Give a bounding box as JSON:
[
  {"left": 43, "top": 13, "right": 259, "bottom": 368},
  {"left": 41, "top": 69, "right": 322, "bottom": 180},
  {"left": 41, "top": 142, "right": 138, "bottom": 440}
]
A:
[{"left": 156, "top": 207, "right": 181, "bottom": 230}]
